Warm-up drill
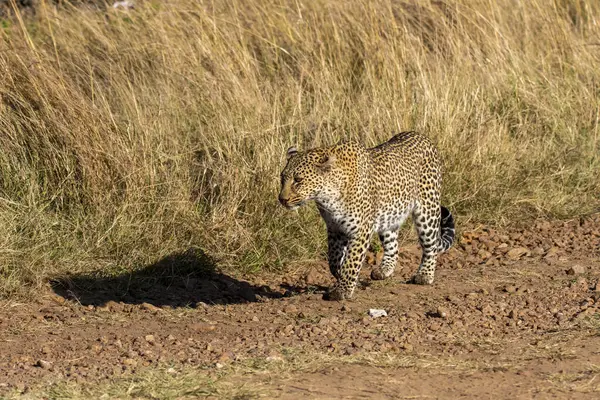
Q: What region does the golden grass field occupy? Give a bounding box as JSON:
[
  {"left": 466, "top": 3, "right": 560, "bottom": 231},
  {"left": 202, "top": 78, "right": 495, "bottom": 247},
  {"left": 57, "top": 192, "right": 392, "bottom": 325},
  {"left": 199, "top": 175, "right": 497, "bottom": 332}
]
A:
[{"left": 0, "top": 0, "right": 599, "bottom": 296}]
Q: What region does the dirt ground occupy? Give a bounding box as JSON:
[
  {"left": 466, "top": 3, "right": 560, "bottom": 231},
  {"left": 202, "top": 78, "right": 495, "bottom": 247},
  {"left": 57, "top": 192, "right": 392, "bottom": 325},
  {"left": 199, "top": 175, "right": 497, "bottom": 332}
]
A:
[{"left": 1, "top": 215, "right": 600, "bottom": 399}]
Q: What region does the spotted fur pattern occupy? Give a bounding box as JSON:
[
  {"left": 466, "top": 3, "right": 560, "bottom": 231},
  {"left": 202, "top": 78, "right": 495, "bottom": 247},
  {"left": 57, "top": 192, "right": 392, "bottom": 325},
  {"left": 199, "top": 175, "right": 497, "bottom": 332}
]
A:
[{"left": 279, "top": 131, "right": 455, "bottom": 300}]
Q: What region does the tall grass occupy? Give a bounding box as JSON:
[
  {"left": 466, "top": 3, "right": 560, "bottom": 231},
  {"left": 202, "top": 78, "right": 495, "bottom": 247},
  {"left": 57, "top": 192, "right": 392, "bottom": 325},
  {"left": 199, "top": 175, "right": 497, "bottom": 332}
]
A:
[{"left": 0, "top": 0, "right": 599, "bottom": 296}]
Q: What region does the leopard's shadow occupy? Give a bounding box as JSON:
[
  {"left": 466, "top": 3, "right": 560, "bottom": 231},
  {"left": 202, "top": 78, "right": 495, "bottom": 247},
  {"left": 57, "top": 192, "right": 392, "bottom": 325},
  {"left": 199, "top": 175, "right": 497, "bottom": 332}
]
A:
[{"left": 50, "top": 248, "right": 292, "bottom": 307}]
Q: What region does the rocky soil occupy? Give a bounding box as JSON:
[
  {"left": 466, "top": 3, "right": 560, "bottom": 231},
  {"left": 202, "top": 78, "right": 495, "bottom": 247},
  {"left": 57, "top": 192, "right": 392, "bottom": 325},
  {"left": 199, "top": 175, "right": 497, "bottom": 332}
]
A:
[{"left": 1, "top": 215, "right": 600, "bottom": 398}]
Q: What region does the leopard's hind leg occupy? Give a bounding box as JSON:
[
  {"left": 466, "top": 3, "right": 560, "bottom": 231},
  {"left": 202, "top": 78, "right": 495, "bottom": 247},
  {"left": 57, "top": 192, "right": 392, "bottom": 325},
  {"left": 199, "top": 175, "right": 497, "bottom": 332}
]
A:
[{"left": 411, "top": 197, "right": 442, "bottom": 285}]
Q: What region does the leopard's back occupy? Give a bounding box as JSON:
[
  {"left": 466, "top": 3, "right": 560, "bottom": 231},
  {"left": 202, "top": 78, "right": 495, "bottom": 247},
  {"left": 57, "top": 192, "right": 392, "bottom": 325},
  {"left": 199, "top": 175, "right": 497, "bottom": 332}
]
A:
[{"left": 367, "top": 131, "right": 442, "bottom": 232}]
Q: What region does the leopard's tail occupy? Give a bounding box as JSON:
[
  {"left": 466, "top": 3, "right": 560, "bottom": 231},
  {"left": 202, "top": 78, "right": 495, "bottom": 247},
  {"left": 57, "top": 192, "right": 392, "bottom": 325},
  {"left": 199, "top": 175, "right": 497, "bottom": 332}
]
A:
[{"left": 439, "top": 206, "right": 455, "bottom": 253}]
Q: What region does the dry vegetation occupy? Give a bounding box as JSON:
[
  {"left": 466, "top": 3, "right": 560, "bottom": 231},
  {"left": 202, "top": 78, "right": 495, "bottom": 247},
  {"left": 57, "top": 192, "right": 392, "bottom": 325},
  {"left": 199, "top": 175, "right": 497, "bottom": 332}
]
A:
[{"left": 0, "top": 0, "right": 599, "bottom": 296}]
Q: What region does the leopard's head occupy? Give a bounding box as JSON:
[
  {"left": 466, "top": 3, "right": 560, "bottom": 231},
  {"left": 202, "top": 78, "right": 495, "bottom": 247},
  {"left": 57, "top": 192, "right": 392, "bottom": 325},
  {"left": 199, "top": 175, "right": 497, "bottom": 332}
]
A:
[{"left": 278, "top": 146, "right": 339, "bottom": 210}]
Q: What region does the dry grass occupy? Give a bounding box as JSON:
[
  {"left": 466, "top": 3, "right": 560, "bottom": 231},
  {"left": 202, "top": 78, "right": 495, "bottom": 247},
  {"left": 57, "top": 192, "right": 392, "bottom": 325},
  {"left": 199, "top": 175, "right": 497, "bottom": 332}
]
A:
[
  {"left": 0, "top": 0, "right": 599, "bottom": 296},
  {"left": 9, "top": 349, "right": 519, "bottom": 399}
]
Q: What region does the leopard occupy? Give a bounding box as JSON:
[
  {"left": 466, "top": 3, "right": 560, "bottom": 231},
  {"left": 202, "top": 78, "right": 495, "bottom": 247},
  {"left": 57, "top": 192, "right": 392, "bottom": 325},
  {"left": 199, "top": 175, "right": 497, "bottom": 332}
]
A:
[{"left": 278, "top": 131, "right": 455, "bottom": 301}]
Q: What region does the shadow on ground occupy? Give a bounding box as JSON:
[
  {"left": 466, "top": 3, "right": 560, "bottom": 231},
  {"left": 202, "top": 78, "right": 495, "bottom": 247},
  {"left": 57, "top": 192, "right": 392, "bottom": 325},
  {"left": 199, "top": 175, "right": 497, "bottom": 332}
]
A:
[{"left": 50, "top": 248, "right": 314, "bottom": 308}]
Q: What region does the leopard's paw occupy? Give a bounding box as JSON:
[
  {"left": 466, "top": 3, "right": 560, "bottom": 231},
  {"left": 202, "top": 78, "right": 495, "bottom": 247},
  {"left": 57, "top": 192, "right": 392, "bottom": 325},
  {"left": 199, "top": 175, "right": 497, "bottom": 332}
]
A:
[
  {"left": 410, "top": 273, "right": 434, "bottom": 285},
  {"left": 371, "top": 267, "right": 393, "bottom": 281},
  {"left": 323, "top": 284, "right": 353, "bottom": 301}
]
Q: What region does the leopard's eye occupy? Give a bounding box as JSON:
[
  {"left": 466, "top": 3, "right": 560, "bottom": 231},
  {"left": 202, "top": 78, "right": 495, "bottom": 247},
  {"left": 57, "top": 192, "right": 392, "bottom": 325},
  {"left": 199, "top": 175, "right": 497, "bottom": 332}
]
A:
[{"left": 294, "top": 176, "right": 303, "bottom": 184}]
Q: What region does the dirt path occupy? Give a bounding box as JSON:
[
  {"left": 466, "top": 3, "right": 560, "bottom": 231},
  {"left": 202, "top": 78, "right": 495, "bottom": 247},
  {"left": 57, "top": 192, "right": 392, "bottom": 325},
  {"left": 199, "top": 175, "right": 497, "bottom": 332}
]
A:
[{"left": 1, "top": 216, "right": 600, "bottom": 398}]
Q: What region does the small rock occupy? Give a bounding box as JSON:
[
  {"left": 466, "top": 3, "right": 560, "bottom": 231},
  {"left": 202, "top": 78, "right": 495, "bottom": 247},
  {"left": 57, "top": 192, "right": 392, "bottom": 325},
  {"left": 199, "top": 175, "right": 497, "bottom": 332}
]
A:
[
  {"left": 507, "top": 247, "right": 529, "bottom": 260},
  {"left": 435, "top": 307, "right": 448, "bottom": 319},
  {"left": 368, "top": 309, "right": 388, "bottom": 318},
  {"left": 305, "top": 267, "right": 320, "bottom": 286},
  {"left": 96, "top": 304, "right": 111, "bottom": 312},
  {"left": 341, "top": 305, "right": 351, "bottom": 312},
  {"left": 480, "top": 305, "right": 494, "bottom": 315},
  {"left": 407, "top": 311, "right": 422, "bottom": 320},
  {"left": 217, "top": 351, "right": 234, "bottom": 363},
  {"left": 140, "top": 303, "right": 160, "bottom": 312},
  {"left": 91, "top": 344, "right": 102, "bottom": 353},
  {"left": 144, "top": 335, "right": 155, "bottom": 344},
  {"left": 251, "top": 316, "right": 259, "bottom": 322},
  {"left": 461, "top": 231, "right": 478, "bottom": 244},
  {"left": 284, "top": 305, "right": 298, "bottom": 314},
  {"left": 429, "top": 322, "right": 441, "bottom": 331},
  {"left": 566, "top": 265, "right": 586, "bottom": 275},
  {"left": 35, "top": 360, "right": 52, "bottom": 370},
  {"left": 106, "top": 300, "right": 122, "bottom": 311},
  {"left": 49, "top": 294, "right": 66, "bottom": 305},
  {"left": 477, "top": 249, "right": 492, "bottom": 261},
  {"left": 504, "top": 285, "right": 517, "bottom": 293},
  {"left": 446, "top": 295, "right": 460, "bottom": 304},
  {"left": 215, "top": 362, "right": 224, "bottom": 369},
  {"left": 190, "top": 323, "right": 216, "bottom": 332},
  {"left": 122, "top": 358, "right": 137, "bottom": 367}
]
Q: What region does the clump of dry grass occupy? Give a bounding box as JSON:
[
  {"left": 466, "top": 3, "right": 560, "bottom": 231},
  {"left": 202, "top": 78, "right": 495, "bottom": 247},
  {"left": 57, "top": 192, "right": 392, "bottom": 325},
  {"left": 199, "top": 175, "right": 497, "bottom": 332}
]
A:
[{"left": 0, "top": 0, "right": 599, "bottom": 296}]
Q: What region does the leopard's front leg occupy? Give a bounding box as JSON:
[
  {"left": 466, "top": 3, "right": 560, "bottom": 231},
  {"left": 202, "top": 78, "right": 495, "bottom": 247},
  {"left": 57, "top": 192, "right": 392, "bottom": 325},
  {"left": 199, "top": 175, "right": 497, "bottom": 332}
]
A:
[
  {"left": 327, "top": 228, "right": 348, "bottom": 280},
  {"left": 325, "top": 226, "right": 371, "bottom": 301}
]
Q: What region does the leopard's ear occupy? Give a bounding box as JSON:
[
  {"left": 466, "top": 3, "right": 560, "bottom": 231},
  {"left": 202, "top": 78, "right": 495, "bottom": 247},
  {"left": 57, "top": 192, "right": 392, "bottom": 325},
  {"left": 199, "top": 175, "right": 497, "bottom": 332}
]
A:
[
  {"left": 286, "top": 146, "right": 298, "bottom": 160},
  {"left": 316, "top": 153, "right": 336, "bottom": 172}
]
